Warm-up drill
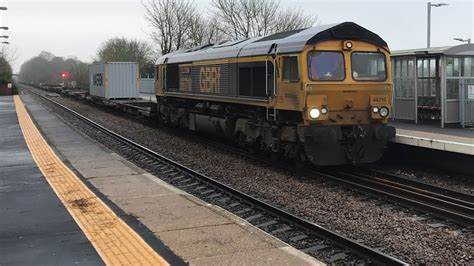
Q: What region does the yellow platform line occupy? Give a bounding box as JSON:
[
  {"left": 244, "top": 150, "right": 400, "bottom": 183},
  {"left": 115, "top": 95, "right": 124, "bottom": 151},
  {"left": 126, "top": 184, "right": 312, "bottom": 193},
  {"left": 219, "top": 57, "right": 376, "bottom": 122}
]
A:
[{"left": 14, "top": 95, "right": 169, "bottom": 266}]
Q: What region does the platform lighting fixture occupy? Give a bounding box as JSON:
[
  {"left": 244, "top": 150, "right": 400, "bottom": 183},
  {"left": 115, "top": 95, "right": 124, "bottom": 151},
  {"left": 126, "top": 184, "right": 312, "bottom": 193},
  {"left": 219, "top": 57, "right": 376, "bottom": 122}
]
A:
[
  {"left": 427, "top": 2, "right": 449, "bottom": 48},
  {"left": 453, "top": 38, "right": 471, "bottom": 44}
]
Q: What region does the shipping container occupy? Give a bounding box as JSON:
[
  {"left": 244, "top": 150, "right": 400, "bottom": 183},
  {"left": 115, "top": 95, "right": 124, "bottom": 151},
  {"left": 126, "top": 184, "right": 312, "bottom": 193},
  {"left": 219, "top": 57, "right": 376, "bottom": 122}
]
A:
[{"left": 89, "top": 62, "right": 139, "bottom": 99}]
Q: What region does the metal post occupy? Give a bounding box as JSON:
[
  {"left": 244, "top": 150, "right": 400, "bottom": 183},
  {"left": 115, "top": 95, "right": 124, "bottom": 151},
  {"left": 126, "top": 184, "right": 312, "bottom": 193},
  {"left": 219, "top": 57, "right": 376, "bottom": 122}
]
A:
[
  {"left": 461, "top": 80, "right": 465, "bottom": 128},
  {"left": 427, "top": 2, "right": 431, "bottom": 48},
  {"left": 414, "top": 57, "right": 418, "bottom": 124},
  {"left": 440, "top": 56, "right": 446, "bottom": 128}
]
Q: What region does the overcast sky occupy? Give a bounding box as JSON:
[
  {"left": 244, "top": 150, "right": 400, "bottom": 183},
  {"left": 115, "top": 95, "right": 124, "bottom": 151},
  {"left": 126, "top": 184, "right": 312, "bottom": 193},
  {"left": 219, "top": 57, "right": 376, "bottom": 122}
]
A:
[{"left": 1, "top": 0, "right": 473, "bottom": 72}]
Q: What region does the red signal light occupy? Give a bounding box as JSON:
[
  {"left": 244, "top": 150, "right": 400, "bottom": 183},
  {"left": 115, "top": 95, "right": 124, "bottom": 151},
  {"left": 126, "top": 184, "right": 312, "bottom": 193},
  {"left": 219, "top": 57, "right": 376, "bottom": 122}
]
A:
[{"left": 61, "top": 72, "right": 69, "bottom": 79}]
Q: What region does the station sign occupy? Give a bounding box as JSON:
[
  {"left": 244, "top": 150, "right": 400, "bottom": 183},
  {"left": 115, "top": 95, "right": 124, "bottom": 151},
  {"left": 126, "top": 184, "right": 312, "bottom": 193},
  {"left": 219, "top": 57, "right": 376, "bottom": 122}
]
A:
[{"left": 468, "top": 85, "right": 474, "bottom": 100}]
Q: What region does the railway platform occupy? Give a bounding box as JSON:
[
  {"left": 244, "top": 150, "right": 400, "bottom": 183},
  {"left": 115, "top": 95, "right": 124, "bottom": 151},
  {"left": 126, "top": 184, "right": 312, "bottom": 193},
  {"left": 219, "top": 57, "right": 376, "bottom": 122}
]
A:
[
  {"left": 0, "top": 93, "right": 322, "bottom": 265},
  {"left": 389, "top": 121, "right": 474, "bottom": 155}
]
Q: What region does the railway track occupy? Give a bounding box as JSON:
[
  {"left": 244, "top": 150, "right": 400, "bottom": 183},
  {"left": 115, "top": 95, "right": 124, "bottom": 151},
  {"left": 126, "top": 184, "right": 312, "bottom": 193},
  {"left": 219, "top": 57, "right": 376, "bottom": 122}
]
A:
[
  {"left": 23, "top": 86, "right": 407, "bottom": 265},
  {"left": 319, "top": 167, "right": 474, "bottom": 227},
  {"left": 26, "top": 85, "right": 474, "bottom": 228}
]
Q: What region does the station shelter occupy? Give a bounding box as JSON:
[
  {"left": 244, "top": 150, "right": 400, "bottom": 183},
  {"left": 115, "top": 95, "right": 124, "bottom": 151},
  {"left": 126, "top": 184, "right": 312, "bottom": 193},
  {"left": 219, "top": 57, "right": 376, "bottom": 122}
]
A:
[{"left": 391, "top": 44, "right": 474, "bottom": 128}]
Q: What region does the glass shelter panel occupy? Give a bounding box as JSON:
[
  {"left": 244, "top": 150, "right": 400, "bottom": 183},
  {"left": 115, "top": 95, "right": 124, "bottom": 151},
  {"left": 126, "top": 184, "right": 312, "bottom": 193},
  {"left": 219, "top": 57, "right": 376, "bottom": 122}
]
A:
[
  {"left": 446, "top": 56, "right": 474, "bottom": 126},
  {"left": 392, "top": 57, "right": 416, "bottom": 120},
  {"left": 416, "top": 57, "right": 441, "bottom": 121},
  {"left": 462, "top": 57, "right": 474, "bottom": 77}
]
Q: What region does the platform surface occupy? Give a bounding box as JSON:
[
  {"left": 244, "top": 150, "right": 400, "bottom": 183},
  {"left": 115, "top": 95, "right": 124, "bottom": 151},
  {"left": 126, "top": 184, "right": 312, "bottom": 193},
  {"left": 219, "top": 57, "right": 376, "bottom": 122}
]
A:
[
  {"left": 0, "top": 96, "right": 103, "bottom": 265},
  {"left": 15, "top": 92, "right": 322, "bottom": 265},
  {"left": 390, "top": 121, "right": 474, "bottom": 155}
]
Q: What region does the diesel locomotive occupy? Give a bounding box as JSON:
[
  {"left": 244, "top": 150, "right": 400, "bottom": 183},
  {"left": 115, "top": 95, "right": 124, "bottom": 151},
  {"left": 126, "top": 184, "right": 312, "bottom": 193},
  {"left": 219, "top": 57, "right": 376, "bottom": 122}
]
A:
[{"left": 154, "top": 22, "right": 396, "bottom": 166}]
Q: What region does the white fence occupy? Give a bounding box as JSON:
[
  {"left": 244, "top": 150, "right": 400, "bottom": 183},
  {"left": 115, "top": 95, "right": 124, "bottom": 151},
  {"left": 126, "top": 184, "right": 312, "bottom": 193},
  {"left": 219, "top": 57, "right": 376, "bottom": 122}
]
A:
[{"left": 139, "top": 78, "right": 155, "bottom": 94}]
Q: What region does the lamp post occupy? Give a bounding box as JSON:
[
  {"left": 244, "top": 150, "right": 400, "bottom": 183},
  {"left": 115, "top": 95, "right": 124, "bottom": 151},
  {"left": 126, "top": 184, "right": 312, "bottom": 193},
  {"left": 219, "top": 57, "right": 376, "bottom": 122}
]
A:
[
  {"left": 427, "top": 2, "right": 449, "bottom": 48},
  {"left": 453, "top": 38, "right": 471, "bottom": 44}
]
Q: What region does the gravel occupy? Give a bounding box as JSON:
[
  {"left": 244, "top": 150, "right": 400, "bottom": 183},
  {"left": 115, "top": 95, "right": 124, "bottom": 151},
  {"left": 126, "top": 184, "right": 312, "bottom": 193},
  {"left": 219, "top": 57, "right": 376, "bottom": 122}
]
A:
[{"left": 29, "top": 90, "right": 474, "bottom": 264}]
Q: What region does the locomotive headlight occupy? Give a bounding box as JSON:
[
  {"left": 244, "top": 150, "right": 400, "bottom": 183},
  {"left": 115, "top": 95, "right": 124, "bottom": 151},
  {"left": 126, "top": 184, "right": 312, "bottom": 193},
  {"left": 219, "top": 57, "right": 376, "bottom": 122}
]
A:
[
  {"left": 372, "top": 107, "right": 379, "bottom": 113},
  {"left": 309, "top": 108, "right": 321, "bottom": 119},
  {"left": 346, "top": 41, "right": 353, "bottom": 49},
  {"left": 379, "top": 106, "right": 389, "bottom": 117}
]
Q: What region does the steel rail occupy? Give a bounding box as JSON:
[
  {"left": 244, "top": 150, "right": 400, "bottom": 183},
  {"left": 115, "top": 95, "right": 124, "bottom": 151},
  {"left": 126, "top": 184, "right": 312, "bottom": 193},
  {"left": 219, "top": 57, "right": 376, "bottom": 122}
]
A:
[
  {"left": 358, "top": 167, "right": 474, "bottom": 203},
  {"left": 24, "top": 87, "right": 407, "bottom": 266}
]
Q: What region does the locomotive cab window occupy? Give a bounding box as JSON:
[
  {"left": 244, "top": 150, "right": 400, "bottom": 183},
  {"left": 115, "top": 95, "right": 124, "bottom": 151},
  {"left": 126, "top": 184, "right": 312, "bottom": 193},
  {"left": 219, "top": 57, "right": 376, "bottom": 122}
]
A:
[
  {"left": 282, "top": 56, "right": 299, "bottom": 81},
  {"left": 308, "top": 52, "right": 345, "bottom": 81},
  {"left": 352, "top": 52, "right": 387, "bottom": 81}
]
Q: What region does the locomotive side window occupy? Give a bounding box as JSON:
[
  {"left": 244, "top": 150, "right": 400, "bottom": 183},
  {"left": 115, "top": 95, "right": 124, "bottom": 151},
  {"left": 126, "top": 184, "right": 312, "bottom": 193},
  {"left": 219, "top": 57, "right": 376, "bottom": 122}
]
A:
[
  {"left": 238, "top": 62, "right": 267, "bottom": 98},
  {"left": 352, "top": 52, "right": 387, "bottom": 81},
  {"left": 308, "top": 52, "right": 345, "bottom": 81},
  {"left": 166, "top": 64, "right": 179, "bottom": 89},
  {"left": 283, "top": 56, "right": 299, "bottom": 81}
]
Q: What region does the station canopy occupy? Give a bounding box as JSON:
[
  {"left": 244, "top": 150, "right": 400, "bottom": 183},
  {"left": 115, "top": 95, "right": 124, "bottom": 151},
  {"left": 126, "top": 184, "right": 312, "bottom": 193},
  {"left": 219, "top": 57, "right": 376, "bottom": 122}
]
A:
[{"left": 392, "top": 44, "right": 474, "bottom": 57}]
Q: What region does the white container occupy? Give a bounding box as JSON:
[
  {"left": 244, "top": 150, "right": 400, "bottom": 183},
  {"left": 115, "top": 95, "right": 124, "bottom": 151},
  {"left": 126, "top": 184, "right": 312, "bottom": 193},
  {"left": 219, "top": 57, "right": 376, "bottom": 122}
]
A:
[{"left": 89, "top": 62, "right": 139, "bottom": 99}]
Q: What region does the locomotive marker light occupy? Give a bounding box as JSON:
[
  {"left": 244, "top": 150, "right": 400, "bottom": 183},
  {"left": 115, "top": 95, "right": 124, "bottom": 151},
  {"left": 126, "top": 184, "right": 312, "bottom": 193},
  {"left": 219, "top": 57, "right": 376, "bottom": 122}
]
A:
[
  {"left": 372, "top": 107, "right": 379, "bottom": 113},
  {"left": 379, "top": 107, "right": 389, "bottom": 117},
  {"left": 309, "top": 108, "right": 321, "bottom": 119},
  {"left": 321, "top": 107, "right": 328, "bottom": 115},
  {"left": 343, "top": 40, "right": 353, "bottom": 50}
]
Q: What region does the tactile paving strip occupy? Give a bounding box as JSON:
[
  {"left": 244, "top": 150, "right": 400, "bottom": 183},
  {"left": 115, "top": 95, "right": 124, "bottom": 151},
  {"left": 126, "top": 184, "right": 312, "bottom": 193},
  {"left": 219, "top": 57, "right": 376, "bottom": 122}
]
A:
[{"left": 14, "top": 95, "right": 169, "bottom": 266}]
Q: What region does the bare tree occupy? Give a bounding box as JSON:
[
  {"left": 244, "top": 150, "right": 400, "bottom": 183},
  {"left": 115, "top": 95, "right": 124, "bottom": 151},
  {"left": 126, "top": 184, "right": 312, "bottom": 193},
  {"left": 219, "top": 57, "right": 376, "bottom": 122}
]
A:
[
  {"left": 1, "top": 45, "right": 18, "bottom": 67},
  {"left": 144, "top": 0, "right": 316, "bottom": 55},
  {"left": 186, "top": 16, "right": 225, "bottom": 47},
  {"left": 143, "top": 0, "right": 199, "bottom": 55},
  {"left": 211, "top": 0, "right": 317, "bottom": 40},
  {"left": 274, "top": 8, "right": 316, "bottom": 33}
]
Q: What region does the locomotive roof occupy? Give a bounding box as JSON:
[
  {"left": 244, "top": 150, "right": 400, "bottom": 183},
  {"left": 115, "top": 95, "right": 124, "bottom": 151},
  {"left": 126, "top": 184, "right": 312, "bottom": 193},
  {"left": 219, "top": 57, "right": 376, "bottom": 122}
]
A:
[{"left": 157, "top": 22, "right": 388, "bottom": 65}]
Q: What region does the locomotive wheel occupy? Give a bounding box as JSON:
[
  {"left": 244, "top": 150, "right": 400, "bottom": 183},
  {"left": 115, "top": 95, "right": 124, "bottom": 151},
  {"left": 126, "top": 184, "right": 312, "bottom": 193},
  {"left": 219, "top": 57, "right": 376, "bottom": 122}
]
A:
[
  {"left": 237, "top": 132, "right": 246, "bottom": 148},
  {"left": 270, "top": 151, "right": 280, "bottom": 163},
  {"left": 294, "top": 150, "right": 307, "bottom": 169}
]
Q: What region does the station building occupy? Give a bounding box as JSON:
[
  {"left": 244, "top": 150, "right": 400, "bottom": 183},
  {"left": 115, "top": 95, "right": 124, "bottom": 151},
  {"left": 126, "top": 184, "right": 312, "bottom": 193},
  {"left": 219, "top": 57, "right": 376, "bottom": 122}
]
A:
[{"left": 391, "top": 44, "right": 474, "bottom": 128}]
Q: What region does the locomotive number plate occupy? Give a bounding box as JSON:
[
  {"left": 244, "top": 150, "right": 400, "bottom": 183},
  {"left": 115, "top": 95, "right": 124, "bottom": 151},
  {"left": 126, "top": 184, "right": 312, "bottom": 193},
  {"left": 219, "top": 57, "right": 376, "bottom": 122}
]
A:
[{"left": 371, "top": 95, "right": 389, "bottom": 105}]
